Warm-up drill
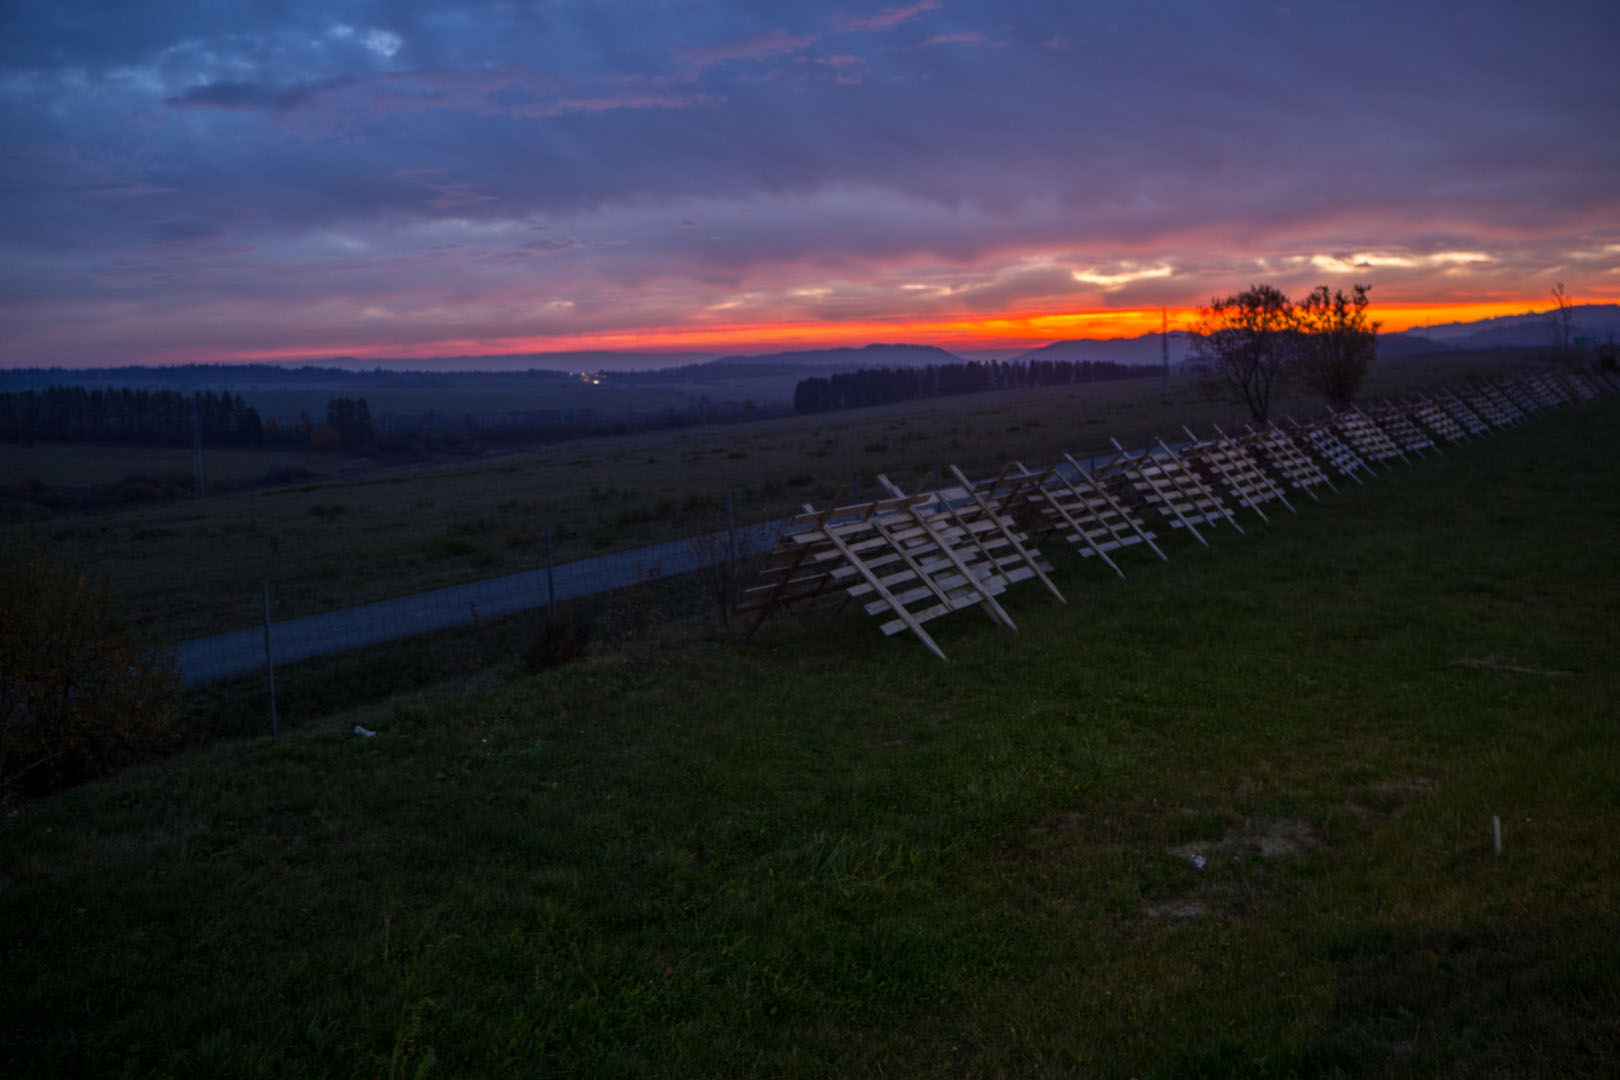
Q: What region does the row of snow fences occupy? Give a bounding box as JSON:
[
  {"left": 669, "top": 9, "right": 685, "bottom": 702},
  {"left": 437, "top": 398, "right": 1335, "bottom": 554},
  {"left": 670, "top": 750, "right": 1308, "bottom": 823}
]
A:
[{"left": 739, "top": 367, "right": 1619, "bottom": 660}]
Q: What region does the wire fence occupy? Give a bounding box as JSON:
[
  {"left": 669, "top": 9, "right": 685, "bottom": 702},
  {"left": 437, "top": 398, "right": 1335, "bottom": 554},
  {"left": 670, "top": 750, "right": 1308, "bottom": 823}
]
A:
[
  {"left": 175, "top": 518, "right": 789, "bottom": 686},
  {"left": 173, "top": 456, "right": 1137, "bottom": 687}
]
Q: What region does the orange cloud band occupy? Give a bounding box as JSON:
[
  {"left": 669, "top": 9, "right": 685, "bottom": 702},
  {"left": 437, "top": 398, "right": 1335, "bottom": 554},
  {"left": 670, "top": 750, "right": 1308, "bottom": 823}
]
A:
[{"left": 184, "top": 297, "right": 1605, "bottom": 365}]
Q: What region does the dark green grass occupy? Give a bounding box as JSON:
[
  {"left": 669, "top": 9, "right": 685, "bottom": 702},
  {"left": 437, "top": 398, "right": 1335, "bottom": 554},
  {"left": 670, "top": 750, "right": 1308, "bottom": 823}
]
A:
[{"left": 4, "top": 402, "right": 1618, "bottom": 1078}]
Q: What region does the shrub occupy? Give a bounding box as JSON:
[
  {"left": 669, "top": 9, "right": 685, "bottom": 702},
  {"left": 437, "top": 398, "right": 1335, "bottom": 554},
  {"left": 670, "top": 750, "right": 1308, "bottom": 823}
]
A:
[
  {"left": 1, "top": 556, "right": 181, "bottom": 801},
  {"left": 521, "top": 613, "right": 591, "bottom": 674}
]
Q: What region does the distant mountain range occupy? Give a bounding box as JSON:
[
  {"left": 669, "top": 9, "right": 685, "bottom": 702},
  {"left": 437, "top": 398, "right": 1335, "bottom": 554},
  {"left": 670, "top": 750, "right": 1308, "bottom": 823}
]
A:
[
  {"left": 1009, "top": 332, "right": 1200, "bottom": 368},
  {"left": 1383, "top": 304, "right": 1620, "bottom": 352},
  {"left": 710, "top": 343, "right": 962, "bottom": 370},
  {"left": 988, "top": 304, "right": 1620, "bottom": 368}
]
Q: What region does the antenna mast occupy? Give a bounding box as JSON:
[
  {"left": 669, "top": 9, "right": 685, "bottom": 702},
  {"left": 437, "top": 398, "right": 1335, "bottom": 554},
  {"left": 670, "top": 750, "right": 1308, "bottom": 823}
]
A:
[{"left": 1160, "top": 308, "right": 1170, "bottom": 398}]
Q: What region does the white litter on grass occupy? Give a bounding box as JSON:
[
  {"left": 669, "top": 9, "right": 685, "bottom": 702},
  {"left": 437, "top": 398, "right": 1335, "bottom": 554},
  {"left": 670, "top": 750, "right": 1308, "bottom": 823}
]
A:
[
  {"left": 354, "top": 725, "right": 377, "bottom": 737},
  {"left": 1192, "top": 854, "right": 1206, "bottom": 869}
]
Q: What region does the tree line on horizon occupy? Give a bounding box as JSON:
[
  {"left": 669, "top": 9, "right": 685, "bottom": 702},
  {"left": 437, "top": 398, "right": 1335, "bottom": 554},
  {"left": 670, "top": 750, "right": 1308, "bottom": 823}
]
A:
[
  {"left": 0, "top": 386, "right": 386, "bottom": 451},
  {"left": 792, "top": 358, "right": 1157, "bottom": 414},
  {"left": 0, "top": 387, "right": 267, "bottom": 448}
]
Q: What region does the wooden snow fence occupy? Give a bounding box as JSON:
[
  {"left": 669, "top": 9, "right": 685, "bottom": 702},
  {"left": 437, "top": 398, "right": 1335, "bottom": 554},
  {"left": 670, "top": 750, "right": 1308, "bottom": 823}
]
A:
[
  {"left": 1365, "top": 401, "right": 1440, "bottom": 459},
  {"left": 1402, "top": 393, "right": 1471, "bottom": 445},
  {"left": 1178, "top": 425, "right": 1295, "bottom": 522},
  {"left": 1434, "top": 388, "right": 1493, "bottom": 437},
  {"left": 1496, "top": 377, "right": 1545, "bottom": 417},
  {"left": 738, "top": 471, "right": 1062, "bottom": 660},
  {"left": 1239, "top": 423, "right": 1337, "bottom": 500},
  {"left": 1282, "top": 415, "right": 1375, "bottom": 486},
  {"left": 1568, "top": 368, "right": 1616, "bottom": 398},
  {"left": 1552, "top": 371, "right": 1597, "bottom": 401},
  {"left": 737, "top": 370, "right": 1611, "bottom": 661},
  {"left": 1093, "top": 438, "right": 1244, "bottom": 546},
  {"left": 1008, "top": 454, "right": 1166, "bottom": 577},
  {"left": 1464, "top": 382, "right": 1523, "bottom": 428},
  {"left": 1520, "top": 373, "right": 1568, "bottom": 409},
  {"left": 1325, "top": 406, "right": 1410, "bottom": 469}
]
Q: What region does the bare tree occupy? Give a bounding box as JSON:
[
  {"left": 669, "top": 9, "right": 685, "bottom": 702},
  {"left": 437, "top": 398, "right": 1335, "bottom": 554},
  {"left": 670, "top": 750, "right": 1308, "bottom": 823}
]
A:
[
  {"left": 1192, "top": 284, "right": 1297, "bottom": 422},
  {"left": 1296, "top": 284, "right": 1380, "bottom": 409},
  {"left": 1549, "top": 282, "right": 1575, "bottom": 355}
]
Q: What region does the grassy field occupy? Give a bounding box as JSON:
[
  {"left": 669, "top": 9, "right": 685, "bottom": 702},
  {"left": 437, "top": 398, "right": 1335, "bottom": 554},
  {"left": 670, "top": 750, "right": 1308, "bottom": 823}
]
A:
[
  {"left": 0, "top": 443, "right": 347, "bottom": 490},
  {"left": 238, "top": 379, "right": 705, "bottom": 427},
  {"left": 0, "top": 351, "right": 1538, "bottom": 643},
  {"left": 3, "top": 395, "right": 1616, "bottom": 1078}
]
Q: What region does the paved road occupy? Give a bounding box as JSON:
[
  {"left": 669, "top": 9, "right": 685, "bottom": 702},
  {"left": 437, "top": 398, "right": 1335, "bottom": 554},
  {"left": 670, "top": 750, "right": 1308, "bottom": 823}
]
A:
[{"left": 175, "top": 520, "right": 790, "bottom": 686}]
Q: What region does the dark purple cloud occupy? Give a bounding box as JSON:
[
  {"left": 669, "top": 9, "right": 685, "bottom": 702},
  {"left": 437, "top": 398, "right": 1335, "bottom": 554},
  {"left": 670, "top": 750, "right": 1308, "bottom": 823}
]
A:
[{"left": 2, "top": 0, "right": 1618, "bottom": 364}]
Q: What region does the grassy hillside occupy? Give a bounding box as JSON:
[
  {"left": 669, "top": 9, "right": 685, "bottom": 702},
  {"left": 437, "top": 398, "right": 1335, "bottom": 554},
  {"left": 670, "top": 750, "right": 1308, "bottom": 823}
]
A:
[
  {"left": 1, "top": 350, "right": 1538, "bottom": 643},
  {"left": 4, "top": 397, "right": 1616, "bottom": 1078}
]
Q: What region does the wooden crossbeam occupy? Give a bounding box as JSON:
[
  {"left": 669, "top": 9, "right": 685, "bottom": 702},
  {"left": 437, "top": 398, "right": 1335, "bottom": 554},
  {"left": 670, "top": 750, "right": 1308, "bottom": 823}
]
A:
[
  {"left": 738, "top": 501, "right": 851, "bottom": 637},
  {"left": 1182, "top": 424, "right": 1295, "bottom": 520},
  {"left": 1096, "top": 441, "right": 1205, "bottom": 545},
  {"left": 1037, "top": 453, "right": 1169, "bottom": 571},
  {"left": 1368, "top": 400, "right": 1440, "bottom": 459},
  {"left": 1520, "top": 373, "right": 1568, "bottom": 408},
  {"left": 872, "top": 475, "right": 1021, "bottom": 630},
  {"left": 1434, "top": 388, "right": 1492, "bottom": 436},
  {"left": 1574, "top": 368, "right": 1617, "bottom": 396},
  {"left": 868, "top": 503, "right": 1016, "bottom": 633},
  {"left": 1283, "top": 416, "right": 1372, "bottom": 485},
  {"left": 948, "top": 465, "right": 1066, "bottom": 606},
  {"left": 1467, "top": 382, "right": 1523, "bottom": 427},
  {"left": 1461, "top": 385, "right": 1514, "bottom": 429},
  {"left": 1100, "top": 437, "right": 1242, "bottom": 545},
  {"left": 748, "top": 471, "right": 1069, "bottom": 661},
  {"left": 1326, "top": 407, "right": 1410, "bottom": 468},
  {"left": 1401, "top": 392, "right": 1470, "bottom": 444},
  {"left": 1496, "top": 377, "right": 1544, "bottom": 416},
  {"left": 1589, "top": 366, "right": 1620, "bottom": 394},
  {"left": 1554, "top": 370, "right": 1600, "bottom": 400},
  {"left": 1240, "top": 423, "right": 1336, "bottom": 499},
  {"left": 818, "top": 507, "right": 950, "bottom": 661}
]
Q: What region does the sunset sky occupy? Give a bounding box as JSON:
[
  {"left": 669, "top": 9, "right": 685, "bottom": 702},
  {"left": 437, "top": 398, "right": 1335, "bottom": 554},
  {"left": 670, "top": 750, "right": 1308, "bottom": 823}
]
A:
[{"left": 3, "top": 0, "right": 1618, "bottom": 367}]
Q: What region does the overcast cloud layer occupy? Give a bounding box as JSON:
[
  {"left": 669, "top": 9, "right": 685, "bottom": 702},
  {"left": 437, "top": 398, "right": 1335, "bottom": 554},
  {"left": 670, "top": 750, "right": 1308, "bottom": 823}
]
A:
[{"left": 3, "top": 0, "right": 1618, "bottom": 365}]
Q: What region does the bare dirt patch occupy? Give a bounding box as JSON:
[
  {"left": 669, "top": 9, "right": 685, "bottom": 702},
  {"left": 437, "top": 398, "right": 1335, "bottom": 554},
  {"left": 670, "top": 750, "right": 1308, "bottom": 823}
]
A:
[
  {"left": 1144, "top": 899, "right": 1208, "bottom": 920},
  {"left": 1168, "top": 816, "right": 1322, "bottom": 864},
  {"left": 1449, "top": 655, "right": 1573, "bottom": 677}
]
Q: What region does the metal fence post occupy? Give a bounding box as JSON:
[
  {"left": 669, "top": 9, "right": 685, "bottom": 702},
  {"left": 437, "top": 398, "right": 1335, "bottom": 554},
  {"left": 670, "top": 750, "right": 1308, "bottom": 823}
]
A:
[
  {"left": 262, "top": 580, "right": 277, "bottom": 737},
  {"left": 725, "top": 488, "right": 737, "bottom": 615},
  {"left": 546, "top": 526, "right": 556, "bottom": 622},
  {"left": 726, "top": 488, "right": 736, "bottom": 564}
]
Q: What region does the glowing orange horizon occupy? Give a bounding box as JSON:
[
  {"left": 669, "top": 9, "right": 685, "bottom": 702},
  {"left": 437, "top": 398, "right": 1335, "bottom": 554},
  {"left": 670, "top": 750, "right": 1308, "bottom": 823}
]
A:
[{"left": 167, "top": 297, "right": 1598, "bottom": 366}]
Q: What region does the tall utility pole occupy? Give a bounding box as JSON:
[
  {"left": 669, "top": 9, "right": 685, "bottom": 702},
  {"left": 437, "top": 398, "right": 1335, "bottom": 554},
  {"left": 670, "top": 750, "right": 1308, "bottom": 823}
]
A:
[{"left": 1160, "top": 308, "right": 1170, "bottom": 399}]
